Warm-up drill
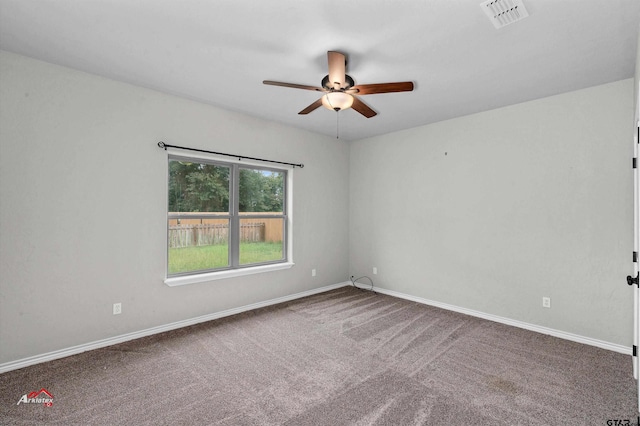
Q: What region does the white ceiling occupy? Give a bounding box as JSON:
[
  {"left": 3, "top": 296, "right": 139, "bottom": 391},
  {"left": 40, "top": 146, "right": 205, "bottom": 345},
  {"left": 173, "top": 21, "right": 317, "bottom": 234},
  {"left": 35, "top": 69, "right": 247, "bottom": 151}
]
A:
[{"left": 0, "top": 0, "right": 638, "bottom": 141}]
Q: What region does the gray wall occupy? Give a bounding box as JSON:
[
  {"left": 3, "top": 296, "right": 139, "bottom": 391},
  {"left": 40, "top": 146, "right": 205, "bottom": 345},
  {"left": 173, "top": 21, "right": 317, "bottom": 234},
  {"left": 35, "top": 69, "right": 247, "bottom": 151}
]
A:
[
  {"left": 0, "top": 51, "right": 350, "bottom": 364},
  {"left": 349, "top": 79, "right": 635, "bottom": 346},
  {"left": 0, "top": 47, "right": 636, "bottom": 366},
  {"left": 636, "top": 21, "right": 640, "bottom": 123}
]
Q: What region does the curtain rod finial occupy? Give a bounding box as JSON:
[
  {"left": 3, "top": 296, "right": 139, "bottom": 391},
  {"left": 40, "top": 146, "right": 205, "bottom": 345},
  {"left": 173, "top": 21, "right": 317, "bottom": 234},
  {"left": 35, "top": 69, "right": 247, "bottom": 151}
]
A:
[{"left": 158, "top": 141, "right": 167, "bottom": 150}]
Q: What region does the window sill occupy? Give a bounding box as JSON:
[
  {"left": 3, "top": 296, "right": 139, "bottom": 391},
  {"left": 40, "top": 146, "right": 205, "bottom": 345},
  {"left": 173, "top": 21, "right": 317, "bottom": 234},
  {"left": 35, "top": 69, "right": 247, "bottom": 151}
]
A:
[{"left": 164, "top": 262, "right": 295, "bottom": 287}]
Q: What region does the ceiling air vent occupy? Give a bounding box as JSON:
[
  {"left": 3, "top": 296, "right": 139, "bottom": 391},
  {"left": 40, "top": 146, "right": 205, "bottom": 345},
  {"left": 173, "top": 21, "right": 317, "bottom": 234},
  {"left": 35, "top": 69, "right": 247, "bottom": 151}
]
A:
[{"left": 480, "top": 0, "right": 529, "bottom": 29}]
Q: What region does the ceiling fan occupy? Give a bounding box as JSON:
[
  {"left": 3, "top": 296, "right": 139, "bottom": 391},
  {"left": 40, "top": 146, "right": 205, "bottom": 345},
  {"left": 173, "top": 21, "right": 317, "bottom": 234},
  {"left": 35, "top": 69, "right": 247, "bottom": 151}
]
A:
[{"left": 263, "top": 51, "right": 414, "bottom": 118}]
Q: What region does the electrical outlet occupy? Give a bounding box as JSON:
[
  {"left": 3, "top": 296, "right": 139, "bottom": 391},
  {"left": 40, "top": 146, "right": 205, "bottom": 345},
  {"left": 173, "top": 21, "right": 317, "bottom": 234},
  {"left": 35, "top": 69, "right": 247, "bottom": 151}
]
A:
[
  {"left": 373, "top": 267, "right": 377, "bottom": 275},
  {"left": 113, "top": 302, "right": 122, "bottom": 315},
  {"left": 542, "top": 297, "right": 551, "bottom": 308},
  {"left": 311, "top": 269, "right": 316, "bottom": 277}
]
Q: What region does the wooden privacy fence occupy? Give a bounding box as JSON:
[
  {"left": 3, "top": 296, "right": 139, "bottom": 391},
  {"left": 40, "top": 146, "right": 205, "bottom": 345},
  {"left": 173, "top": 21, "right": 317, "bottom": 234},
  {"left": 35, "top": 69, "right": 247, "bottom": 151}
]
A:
[{"left": 169, "top": 222, "right": 275, "bottom": 248}]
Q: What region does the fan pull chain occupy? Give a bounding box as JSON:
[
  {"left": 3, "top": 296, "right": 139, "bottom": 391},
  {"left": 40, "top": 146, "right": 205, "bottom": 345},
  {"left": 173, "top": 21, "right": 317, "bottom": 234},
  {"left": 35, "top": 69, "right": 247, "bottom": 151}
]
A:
[{"left": 336, "top": 110, "right": 339, "bottom": 139}]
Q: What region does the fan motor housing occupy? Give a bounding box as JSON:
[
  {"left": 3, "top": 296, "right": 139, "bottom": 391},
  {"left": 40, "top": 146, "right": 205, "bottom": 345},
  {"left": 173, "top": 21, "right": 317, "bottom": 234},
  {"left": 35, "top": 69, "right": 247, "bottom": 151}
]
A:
[{"left": 322, "top": 74, "right": 355, "bottom": 91}]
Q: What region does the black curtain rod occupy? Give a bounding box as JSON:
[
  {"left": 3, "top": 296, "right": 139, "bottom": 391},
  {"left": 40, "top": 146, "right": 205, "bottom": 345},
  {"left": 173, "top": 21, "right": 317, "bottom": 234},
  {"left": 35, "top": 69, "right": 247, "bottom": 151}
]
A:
[{"left": 157, "top": 141, "right": 304, "bottom": 168}]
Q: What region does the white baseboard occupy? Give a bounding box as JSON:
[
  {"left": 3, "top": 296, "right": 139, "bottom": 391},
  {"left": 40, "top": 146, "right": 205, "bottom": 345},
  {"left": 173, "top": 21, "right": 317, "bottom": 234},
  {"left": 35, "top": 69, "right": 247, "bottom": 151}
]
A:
[
  {"left": 0, "top": 281, "right": 351, "bottom": 374},
  {"left": 372, "top": 286, "right": 632, "bottom": 356},
  {"left": 2, "top": 282, "right": 629, "bottom": 374}
]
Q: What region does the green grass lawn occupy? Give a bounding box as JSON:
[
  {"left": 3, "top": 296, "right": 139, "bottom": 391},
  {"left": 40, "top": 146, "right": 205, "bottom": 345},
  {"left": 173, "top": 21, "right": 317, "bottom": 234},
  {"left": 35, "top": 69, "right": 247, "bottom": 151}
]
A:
[{"left": 169, "top": 242, "right": 283, "bottom": 274}]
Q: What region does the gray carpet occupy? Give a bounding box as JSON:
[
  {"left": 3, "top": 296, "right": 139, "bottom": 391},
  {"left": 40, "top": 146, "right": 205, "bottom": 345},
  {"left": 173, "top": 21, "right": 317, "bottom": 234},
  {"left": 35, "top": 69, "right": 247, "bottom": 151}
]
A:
[{"left": 1, "top": 286, "right": 637, "bottom": 425}]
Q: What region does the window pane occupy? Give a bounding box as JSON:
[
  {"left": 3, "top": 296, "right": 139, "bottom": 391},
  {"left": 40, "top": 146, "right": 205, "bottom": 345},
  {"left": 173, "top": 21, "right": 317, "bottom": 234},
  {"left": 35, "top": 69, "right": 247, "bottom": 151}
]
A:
[
  {"left": 239, "top": 168, "right": 285, "bottom": 213},
  {"left": 167, "top": 158, "right": 289, "bottom": 277},
  {"left": 168, "top": 218, "right": 230, "bottom": 273},
  {"left": 169, "top": 159, "right": 230, "bottom": 213},
  {"left": 239, "top": 218, "right": 284, "bottom": 265}
]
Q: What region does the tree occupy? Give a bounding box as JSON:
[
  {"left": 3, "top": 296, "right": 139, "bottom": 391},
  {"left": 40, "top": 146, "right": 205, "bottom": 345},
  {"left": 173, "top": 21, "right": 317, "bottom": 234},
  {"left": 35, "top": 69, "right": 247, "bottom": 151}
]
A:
[
  {"left": 169, "top": 160, "right": 229, "bottom": 212},
  {"left": 239, "top": 169, "right": 284, "bottom": 213},
  {"left": 168, "top": 160, "right": 284, "bottom": 213}
]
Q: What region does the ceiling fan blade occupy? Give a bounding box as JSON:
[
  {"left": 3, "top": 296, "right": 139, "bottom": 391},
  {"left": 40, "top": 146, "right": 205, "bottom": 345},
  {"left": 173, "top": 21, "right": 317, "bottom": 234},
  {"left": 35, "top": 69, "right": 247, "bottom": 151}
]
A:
[
  {"left": 298, "top": 98, "right": 323, "bottom": 115},
  {"left": 351, "top": 97, "right": 377, "bottom": 118},
  {"left": 349, "top": 81, "right": 414, "bottom": 95},
  {"left": 263, "top": 80, "right": 325, "bottom": 92},
  {"left": 327, "top": 51, "right": 346, "bottom": 88}
]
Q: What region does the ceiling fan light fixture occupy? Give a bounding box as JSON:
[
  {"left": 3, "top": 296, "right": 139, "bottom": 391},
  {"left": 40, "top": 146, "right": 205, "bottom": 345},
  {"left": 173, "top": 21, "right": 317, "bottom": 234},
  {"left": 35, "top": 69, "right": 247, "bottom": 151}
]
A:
[
  {"left": 321, "top": 91, "right": 353, "bottom": 111},
  {"left": 263, "top": 50, "right": 413, "bottom": 118}
]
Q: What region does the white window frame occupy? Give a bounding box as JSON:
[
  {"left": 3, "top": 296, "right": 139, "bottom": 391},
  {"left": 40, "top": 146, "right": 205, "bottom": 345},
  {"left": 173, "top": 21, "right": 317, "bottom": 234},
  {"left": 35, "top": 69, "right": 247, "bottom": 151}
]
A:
[{"left": 164, "top": 151, "right": 294, "bottom": 286}]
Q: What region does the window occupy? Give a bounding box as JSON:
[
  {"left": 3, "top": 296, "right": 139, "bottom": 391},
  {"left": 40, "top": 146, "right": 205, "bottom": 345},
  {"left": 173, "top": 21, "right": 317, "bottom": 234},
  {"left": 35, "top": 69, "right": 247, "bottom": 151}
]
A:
[{"left": 167, "top": 155, "right": 288, "bottom": 278}]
